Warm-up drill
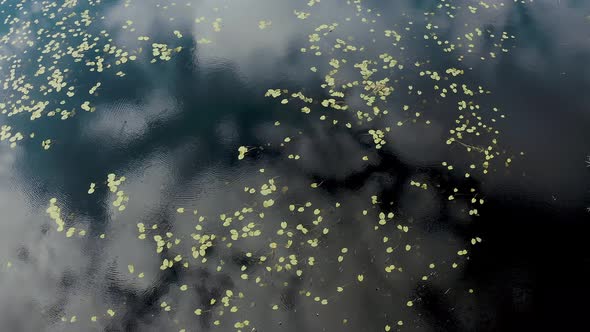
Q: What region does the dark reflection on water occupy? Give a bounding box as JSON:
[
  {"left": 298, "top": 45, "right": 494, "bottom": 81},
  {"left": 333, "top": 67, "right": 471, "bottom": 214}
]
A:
[{"left": 0, "top": 0, "right": 589, "bottom": 331}]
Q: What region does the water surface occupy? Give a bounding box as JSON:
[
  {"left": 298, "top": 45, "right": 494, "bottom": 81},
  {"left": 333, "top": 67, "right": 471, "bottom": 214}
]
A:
[{"left": 0, "top": 0, "right": 588, "bottom": 331}]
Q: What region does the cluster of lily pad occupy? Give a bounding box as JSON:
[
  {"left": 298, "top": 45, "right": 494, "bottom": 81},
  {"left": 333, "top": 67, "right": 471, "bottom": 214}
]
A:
[{"left": 0, "top": 0, "right": 527, "bottom": 330}]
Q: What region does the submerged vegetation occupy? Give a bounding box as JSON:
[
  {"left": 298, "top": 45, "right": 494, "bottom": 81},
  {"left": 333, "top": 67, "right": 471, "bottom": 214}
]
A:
[{"left": 2, "top": 0, "right": 568, "bottom": 331}]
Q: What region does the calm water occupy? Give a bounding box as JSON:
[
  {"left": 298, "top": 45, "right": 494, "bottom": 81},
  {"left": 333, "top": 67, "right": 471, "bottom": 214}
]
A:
[{"left": 0, "top": 0, "right": 588, "bottom": 331}]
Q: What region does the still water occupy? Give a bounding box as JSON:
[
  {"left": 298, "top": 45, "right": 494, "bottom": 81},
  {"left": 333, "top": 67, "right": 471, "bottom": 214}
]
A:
[{"left": 0, "top": 0, "right": 588, "bottom": 331}]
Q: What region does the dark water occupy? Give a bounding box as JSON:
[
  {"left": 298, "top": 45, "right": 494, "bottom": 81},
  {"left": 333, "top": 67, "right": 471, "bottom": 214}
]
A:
[{"left": 0, "top": 0, "right": 588, "bottom": 331}]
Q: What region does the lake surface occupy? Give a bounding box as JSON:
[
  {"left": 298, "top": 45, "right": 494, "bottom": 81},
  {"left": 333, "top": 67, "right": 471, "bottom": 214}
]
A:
[{"left": 0, "top": 0, "right": 588, "bottom": 331}]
